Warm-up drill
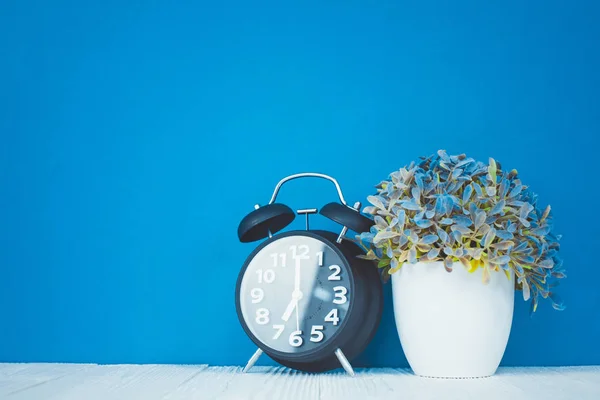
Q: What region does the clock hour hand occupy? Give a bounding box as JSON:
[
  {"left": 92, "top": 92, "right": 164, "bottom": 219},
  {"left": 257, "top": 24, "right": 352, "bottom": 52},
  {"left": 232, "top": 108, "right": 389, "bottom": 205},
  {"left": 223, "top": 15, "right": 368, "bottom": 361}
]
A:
[
  {"left": 293, "top": 256, "right": 302, "bottom": 331},
  {"left": 281, "top": 256, "right": 303, "bottom": 324},
  {"left": 281, "top": 290, "right": 302, "bottom": 322},
  {"left": 281, "top": 298, "right": 297, "bottom": 322}
]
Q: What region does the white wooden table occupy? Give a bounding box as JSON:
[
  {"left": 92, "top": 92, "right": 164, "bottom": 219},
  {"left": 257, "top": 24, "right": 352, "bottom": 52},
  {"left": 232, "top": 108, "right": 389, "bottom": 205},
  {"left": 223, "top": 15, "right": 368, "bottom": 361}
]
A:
[{"left": 1, "top": 363, "right": 599, "bottom": 399}]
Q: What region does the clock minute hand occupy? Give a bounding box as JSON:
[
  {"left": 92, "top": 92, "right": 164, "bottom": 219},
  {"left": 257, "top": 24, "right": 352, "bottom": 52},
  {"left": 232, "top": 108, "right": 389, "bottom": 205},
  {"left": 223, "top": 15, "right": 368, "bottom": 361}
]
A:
[
  {"left": 293, "top": 256, "right": 301, "bottom": 331},
  {"left": 282, "top": 257, "right": 303, "bottom": 322},
  {"left": 294, "top": 255, "right": 301, "bottom": 292}
]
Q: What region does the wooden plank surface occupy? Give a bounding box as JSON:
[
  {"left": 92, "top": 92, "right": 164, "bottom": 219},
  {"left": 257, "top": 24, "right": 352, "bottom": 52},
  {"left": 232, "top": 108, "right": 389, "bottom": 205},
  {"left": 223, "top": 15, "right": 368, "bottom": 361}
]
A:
[{"left": 1, "top": 364, "right": 599, "bottom": 399}]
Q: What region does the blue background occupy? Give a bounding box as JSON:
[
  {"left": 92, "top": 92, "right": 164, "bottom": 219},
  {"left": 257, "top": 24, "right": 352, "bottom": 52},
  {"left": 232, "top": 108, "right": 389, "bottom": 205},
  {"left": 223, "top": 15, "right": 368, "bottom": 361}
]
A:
[{"left": 1, "top": 0, "right": 599, "bottom": 367}]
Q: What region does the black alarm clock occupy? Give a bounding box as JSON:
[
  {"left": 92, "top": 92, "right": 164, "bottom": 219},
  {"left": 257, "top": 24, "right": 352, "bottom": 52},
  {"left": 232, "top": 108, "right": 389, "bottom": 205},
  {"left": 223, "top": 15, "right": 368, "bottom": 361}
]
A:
[{"left": 235, "top": 173, "right": 383, "bottom": 375}]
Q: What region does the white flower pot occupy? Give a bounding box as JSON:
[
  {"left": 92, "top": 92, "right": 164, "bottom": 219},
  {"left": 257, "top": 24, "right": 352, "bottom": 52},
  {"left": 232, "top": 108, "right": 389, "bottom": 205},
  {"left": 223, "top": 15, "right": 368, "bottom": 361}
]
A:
[{"left": 391, "top": 261, "right": 514, "bottom": 378}]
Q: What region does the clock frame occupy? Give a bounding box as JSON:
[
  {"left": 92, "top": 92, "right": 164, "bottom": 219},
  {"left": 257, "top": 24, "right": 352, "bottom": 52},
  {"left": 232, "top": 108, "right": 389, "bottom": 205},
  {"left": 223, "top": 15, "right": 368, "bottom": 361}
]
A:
[{"left": 235, "top": 173, "right": 383, "bottom": 375}]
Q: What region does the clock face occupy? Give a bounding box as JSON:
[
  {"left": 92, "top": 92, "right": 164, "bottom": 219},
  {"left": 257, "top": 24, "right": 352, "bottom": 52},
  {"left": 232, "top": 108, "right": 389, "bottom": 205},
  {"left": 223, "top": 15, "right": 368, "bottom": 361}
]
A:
[{"left": 238, "top": 234, "right": 352, "bottom": 355}]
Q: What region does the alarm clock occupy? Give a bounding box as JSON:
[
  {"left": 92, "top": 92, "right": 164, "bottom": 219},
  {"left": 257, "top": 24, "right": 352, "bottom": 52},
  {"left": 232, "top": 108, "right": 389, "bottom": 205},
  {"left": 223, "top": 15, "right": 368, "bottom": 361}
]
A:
[{"left": 235, "top": 173, "right": 383, "bottom": 375}]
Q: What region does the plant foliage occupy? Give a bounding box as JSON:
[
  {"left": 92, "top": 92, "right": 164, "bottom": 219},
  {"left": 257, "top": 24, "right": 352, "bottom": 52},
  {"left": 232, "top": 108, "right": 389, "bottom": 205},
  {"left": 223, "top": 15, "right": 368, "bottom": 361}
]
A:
[{"left": 356, "top": 150, "right": 565, "bottom": 313}]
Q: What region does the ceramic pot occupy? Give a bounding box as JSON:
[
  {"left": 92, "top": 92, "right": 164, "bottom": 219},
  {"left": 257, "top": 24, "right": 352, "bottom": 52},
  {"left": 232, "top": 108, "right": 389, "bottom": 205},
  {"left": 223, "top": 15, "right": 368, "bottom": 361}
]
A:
[{"left": 391, "top": 261, "right": 514, "bottom": 378}]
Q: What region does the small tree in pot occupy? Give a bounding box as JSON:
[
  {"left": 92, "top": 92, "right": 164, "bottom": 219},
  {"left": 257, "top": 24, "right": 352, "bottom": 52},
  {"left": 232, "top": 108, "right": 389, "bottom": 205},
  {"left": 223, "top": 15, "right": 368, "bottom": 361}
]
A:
[{"left": 357, "top": 150, "right": 565, "bottom": 378}]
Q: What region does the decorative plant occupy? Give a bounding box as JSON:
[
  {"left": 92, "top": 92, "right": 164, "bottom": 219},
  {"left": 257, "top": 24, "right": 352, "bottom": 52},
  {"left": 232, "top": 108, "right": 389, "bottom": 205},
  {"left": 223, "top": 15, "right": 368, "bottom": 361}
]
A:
[{"left": 356, "top": 150, "right": 565, "bottom": 313}]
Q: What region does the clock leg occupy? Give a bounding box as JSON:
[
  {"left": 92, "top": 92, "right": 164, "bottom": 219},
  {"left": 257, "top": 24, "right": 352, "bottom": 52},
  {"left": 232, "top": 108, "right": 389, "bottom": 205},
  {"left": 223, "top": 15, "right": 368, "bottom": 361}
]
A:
[
  {"left": 242, "top": 348, "right": 263, "bottom": 373},
  {"left": 334, "top": 348, "right": 355, "bottom": 377}
]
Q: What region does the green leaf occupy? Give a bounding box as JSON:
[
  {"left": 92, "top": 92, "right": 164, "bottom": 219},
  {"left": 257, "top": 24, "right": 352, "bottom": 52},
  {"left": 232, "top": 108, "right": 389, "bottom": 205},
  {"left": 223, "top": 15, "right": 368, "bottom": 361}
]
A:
[
  {"left": 381, "top": 267, "right": 391, "bottom": 283},
  {"left": 374, "top": 230, "right": 400, "bottom": 242},
  {"left": 419, "top": 234, "right": 439, "bottom": 245},
  {"left": 521, "top": 280, "right": 531, "bottom": 301},
  {"left": 541, "top": 205, "right": 551, "bottom": 221},
  {"left": 367, "top": 195, "right": 387, "bottom": 210},
  {"left": 483, "top": 227, "right": 496, "bottom": 248},
  {"left": 389, "top": 259, "right": 403, "bottom": 273},
  {"left": 459, "top": 257, "right": 471, "bottom": 270},
  {"left": 529, "top": 295, "right": 538, "bottom": 315},
  {"left": 482, "top": 264, "right": 491, "bottom": 284},
  {"left": 489, "top": 199, "right": 506, "bottom": 216},
  {"left": 374, "top": 215, "right": 388, "bottom": 229},
  {"left": 488, "top": 157, "right": 497, "bottom": 184},
  {"left": 492, "top": 240, "right": 514, "bottom": 250},
  {"left": 377, "top": 258, "right": 391, "bottom": 268},
  {"left": 490, "top": 255, "right": 511, "bottom": 265},
  {"left": 474, "top": 210, "right": 487, "bottom": 230},
  {"left": 444, "top": 256, "right": 453, "bottom": 272},
  {"left": 357, "top": 249, "right": 377, "bottom": 260},
  {"left": 408, "top": 246, "right": 417, "bottom": 263},
  {"left": 451, "top": 224, "right": 472, "bottom": 235},
  {"left": 485, "top": 185, "right": 497, "bottom": 197},
  {"left": 363, "top": 206, "right": 378, "bottom": 215},
  {"left": 426, "top": 247, "right": 440, "bottom": 259},
  {"left": 416, "top": 243, "right": 432, "bottom": 253}
]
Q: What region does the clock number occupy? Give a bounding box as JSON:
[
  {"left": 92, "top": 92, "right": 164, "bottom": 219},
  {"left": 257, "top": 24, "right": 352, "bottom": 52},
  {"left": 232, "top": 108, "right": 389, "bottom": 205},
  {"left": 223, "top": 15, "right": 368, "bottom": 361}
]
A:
[
  {"left": 263, "top": 269, "right": 275, "bottom": 283},
  {"left": 310, "top": 325, "right": 324, "bottom": 343},
  {"left": 328, "top": 265, "right": 341, "bottom": 281},
  {"left": 333, "top": 286, "right": 348, "bottom": 304},
  {"left": 290, "top": 245, "right": 310, "bottom": 260},
  {"left": 289, "top": 330, "right": 303, "bottom": 347},
  {"left": 272, "top": 324, "right": 285, "bottom": 339},
  {"left": 250, "top": 288, "right": 264, "bottom": 303},
  {"left": 256, "top": 269, "right": 276, "bottom": 284},
  {"left": 270, "top": 252, "right": 287, "bottom": 267},
  {"left": 256, "top": 308, "right": 270, "bottom": 325},
  {"left": 316, "top": 251, "right": 324, "bottom": 266},
  {"left": 324, "top": 309, "right": 339, "bottom": 326}
]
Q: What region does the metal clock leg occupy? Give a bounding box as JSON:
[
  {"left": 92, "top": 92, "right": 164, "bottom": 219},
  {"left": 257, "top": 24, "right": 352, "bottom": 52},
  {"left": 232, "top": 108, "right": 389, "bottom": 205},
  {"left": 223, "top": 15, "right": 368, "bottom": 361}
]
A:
[
  {"left": 334, "top": 348, "right": 355, "bottom": 376},
  {"left": 242, "top": 348, "right": 263, "bottom": 373}
]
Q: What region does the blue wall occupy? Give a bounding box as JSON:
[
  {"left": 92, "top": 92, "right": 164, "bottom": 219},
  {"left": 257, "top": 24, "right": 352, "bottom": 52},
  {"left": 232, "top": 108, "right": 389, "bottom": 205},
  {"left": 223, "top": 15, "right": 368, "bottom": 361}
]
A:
[{"left": 1, "top": 0, "right": 599, "bottom": 367}]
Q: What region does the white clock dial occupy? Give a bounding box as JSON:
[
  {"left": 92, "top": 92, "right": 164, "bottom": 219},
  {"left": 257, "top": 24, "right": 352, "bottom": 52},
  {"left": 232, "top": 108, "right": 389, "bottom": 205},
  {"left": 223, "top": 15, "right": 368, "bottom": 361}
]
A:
[{"left": 239, "top": 235, "right": 351, "bottom": 354}]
